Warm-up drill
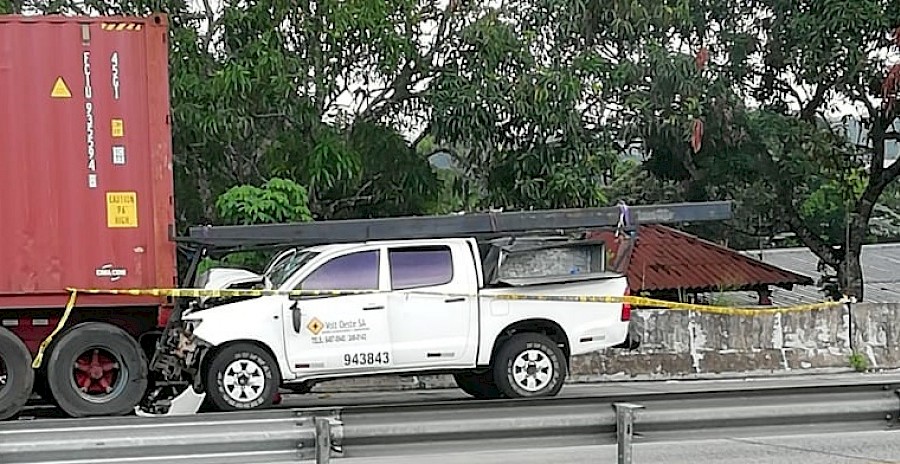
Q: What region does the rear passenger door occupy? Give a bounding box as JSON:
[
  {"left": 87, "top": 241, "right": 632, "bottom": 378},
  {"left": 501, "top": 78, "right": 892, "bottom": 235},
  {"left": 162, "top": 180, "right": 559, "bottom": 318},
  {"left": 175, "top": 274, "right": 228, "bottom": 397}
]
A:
[{"left": 386, "top": 243, "right": 478, "bottom": 369}]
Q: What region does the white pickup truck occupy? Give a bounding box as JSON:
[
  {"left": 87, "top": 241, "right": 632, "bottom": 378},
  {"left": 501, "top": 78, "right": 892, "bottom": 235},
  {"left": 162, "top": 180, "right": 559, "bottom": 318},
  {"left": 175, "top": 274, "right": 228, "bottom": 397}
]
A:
[{"left": 149, "top": 237, "right": 635, "bottom": 414}]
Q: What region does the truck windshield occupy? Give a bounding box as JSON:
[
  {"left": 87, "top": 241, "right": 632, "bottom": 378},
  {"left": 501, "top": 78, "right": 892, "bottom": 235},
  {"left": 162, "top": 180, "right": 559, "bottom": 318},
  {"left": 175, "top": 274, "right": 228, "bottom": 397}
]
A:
[{"left": 266, "top": 250, "right": 319, "bottom": 288}]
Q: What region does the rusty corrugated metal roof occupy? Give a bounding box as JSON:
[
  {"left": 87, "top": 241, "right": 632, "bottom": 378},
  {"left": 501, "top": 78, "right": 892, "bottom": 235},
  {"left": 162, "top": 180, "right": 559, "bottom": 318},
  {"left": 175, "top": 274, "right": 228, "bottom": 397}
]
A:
[{"left": 589, "top": 225, "right": 814, "bottom": 293}]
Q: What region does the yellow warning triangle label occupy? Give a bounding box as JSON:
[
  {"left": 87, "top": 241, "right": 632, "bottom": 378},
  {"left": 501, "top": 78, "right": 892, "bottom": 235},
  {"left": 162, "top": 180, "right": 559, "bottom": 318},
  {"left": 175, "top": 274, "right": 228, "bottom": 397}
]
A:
[{"left": 50, "top": 77, "right": 72, "bottom": 98}]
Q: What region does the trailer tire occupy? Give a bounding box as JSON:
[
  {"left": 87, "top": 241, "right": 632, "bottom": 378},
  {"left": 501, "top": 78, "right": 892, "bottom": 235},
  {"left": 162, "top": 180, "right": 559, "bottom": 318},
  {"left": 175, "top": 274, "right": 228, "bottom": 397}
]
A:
[
  {"left": 453, "top": 370, "right": 504, "bottom": 399},
  {"left": 493, "top": 332, "right": 566, "bottom": 399},
  {"left": 204, "top": 343, "right": 280, "bottom": 411},
  {"left": 46, "top": 322, "right": 148, "bottom": 417},
  {"left": 0, "top": 327, "right": 34, "bottom": 421}
]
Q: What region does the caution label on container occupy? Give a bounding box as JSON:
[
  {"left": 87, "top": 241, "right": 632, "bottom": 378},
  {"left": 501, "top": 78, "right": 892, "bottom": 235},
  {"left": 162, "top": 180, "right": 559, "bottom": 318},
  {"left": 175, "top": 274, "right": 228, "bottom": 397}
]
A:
[
  {"left": 111, "top": 118, "right": 124, "bottom": 137},
  {"left": 106, "top": 191, "right": 138, "bottom": 228},
  {"left": 50, "top": 77, "right": 72, "bottom": 98}
]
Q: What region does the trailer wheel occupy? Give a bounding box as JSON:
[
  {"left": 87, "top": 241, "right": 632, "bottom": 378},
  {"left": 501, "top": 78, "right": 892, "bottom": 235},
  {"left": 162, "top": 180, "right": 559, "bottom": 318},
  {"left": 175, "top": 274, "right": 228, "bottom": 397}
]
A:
[
  {"left": 204, "top": 343, "right": 280, "bottom": 411},
  {"left": 0, "top": 327, "right": 35, "bottom": 421},
  {"left": 493, "top": 333, "right": 566, "bottom": 398},
  {"left": 46, "top": 322, "right": 148, "bottom": 417},
  {"left": 453, "top": 370, "right": 504, "bottom": 399}
]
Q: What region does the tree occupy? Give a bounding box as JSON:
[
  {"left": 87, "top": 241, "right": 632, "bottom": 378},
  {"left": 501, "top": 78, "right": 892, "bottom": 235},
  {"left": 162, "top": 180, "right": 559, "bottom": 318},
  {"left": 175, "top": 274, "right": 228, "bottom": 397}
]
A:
[
  {"left": 29, "top": 0, "right": 457, "bottom": 227},
  {"left": 206, "top": 177, "right": 313, "bottom": 271},
  {"left": 577, "top": 0, "right": 900, "bottom": 300},
  {"left": 423, "top": 1, "right": 620, "bottom": 210},
  {"left": 165, "top": 0, "right": 449, "bottom": 224}
]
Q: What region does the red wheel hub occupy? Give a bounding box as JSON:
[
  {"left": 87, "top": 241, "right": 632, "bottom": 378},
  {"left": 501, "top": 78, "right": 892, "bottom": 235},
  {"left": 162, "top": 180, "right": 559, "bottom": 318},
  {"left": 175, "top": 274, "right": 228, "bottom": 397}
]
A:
[{"left": 73, "top": 348, "right": 121, "bottom": 395}]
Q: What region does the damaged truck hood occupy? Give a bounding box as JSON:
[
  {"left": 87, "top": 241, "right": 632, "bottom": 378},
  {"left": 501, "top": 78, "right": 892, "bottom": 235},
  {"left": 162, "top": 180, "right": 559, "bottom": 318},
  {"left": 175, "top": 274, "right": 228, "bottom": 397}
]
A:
[{"left": 191, "top": 267, "right": 268, "bottom": 310}]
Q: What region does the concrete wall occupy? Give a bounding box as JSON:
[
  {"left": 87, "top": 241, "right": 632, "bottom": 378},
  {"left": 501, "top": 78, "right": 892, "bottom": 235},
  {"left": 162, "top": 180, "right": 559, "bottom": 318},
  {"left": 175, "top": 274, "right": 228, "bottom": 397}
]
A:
[
  {"left": 570, "top": 302, "right": 900, "bottom": 381},
  {"left": 309, "top": 302, "right": 900, "bottom": 393}
]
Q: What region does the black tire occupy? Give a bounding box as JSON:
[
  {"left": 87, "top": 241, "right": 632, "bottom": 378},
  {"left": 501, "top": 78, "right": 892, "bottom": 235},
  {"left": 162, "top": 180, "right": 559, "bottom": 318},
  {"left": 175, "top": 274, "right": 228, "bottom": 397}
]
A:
[
  {"left": 204, "top": 343, "right": 280, "bottom": 411},
  {"left": 453, "top": 370, "right": 504, "bottom": 399},
  {"left": 493, "top": 333, "right": 567, "bottom": 399},
  {"left": 0, "top": 327, "right": 35, "bottom": 421},
  {"left": 46, "top": 322, "right": 148, "bottom": 417}
]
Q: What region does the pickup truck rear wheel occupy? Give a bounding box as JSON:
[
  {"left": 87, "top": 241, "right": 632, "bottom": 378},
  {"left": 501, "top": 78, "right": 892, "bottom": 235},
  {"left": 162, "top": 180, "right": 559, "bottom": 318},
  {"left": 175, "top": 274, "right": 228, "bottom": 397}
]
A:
[
  {"left": 453, "top": 370, "right": 504, "bottom": 399},
  {"left": 0, "top": 327, "right": 35, "bottom": 421},
  {"left": 205, "top": 343, "right": 280, "bottom": 411},
  {"left": 493, "top": 333, "right": 566, "bottom": 398}
]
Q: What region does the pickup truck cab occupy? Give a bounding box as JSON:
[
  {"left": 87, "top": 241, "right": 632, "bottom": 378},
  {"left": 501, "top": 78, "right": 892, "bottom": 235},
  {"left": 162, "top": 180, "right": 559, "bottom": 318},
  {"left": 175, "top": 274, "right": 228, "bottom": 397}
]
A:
[{"left": 163, "top": 237, "right": 633, "bottom": 412}]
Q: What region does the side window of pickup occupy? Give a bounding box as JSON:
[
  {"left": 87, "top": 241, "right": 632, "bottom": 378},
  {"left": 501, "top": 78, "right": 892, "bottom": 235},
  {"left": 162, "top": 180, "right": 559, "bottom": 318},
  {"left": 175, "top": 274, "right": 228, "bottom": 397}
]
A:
[
  {"left": 299, "top": 250, "right": 380, "bottom": 291},
  {"left": 388, "top": 246, "right": 453, "bottom": 290}
]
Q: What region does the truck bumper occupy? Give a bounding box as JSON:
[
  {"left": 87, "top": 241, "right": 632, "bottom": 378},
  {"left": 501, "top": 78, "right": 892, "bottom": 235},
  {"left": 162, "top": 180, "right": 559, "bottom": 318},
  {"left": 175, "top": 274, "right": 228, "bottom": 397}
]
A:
[{"left": 138, "top": 323, "right": 211, "bottom": 417}]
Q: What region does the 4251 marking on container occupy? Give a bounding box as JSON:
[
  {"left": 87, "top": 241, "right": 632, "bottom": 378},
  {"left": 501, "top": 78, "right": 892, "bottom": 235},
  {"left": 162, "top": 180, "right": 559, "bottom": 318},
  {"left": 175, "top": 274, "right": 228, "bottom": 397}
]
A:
[{"left": 343, "top": 352, "right": 390, "bottom": 366}]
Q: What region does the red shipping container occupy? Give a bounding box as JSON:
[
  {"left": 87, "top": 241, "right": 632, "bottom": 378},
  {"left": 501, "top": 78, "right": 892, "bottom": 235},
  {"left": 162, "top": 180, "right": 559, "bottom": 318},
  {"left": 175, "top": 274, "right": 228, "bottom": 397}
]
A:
[{"left": 0, "top": 14, "right": 176, "bottom": 310}]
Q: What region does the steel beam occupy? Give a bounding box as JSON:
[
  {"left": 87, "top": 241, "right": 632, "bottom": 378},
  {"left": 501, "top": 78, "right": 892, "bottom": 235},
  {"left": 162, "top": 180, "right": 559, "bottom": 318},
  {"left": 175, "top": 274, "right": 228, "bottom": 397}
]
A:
[{"left": 183, "top": 201, "right": 733, "bottom": 249}]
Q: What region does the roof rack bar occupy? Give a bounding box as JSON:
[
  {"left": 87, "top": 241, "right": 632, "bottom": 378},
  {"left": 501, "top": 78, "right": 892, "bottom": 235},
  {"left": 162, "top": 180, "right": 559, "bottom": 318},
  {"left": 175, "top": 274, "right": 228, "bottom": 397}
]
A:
[{"left": 183, "top": 201, "right": 733, "bottom": 248}]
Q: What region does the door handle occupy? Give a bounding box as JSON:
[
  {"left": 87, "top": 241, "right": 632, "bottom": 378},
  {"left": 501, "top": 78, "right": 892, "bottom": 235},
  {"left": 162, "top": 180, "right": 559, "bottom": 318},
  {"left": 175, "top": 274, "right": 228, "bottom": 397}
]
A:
[
  {"left": 363, "top": 305, "right": 385, "bottom": 311},
  {"left": 291, "top": 302, "right": 303, "bottom": 333},
  {"left": 444, "top": 297, "right": 465, "bottom": 303}
]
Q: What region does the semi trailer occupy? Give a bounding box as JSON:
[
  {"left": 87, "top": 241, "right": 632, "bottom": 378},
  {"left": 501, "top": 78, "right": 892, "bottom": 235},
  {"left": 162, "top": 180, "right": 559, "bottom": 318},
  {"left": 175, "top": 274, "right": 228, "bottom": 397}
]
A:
[
  {"left": 0, "top": 13, "right": 735, "bottom": 420},
  {"left": 0, "top": 14, "right": 176, "bottom": 420}
]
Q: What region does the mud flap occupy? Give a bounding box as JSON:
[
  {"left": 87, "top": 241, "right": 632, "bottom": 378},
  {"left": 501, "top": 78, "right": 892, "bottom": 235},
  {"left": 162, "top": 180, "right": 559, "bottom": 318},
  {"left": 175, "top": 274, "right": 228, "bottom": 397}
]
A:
[
  {"left": 613, "top": 328, "right": 642, "bottom": 351},
  {"left": 134, "top": 386, "right": 206, "bottom": 417}
]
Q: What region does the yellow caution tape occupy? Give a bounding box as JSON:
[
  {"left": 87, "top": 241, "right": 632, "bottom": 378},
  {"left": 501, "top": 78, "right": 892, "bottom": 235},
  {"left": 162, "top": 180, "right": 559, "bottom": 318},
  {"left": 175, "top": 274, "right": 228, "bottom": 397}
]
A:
[
  {"left": 69, "top": 287, "right": 375, "bottom": 298},
  {"left": 492, "top": 293, "right": 846, "bottom": 316},
  {"left": 31, "top": 289, "right": 78, "bottom": 369},
  {"left": 30, "top": 287, "right": 849, "bottom": 369}
]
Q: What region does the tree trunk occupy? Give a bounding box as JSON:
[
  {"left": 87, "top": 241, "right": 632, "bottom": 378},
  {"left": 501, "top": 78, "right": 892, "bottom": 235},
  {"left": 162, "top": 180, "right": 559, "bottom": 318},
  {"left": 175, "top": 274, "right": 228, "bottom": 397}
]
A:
[
  {"left": 191, "top": 156, "right": 216, "bottom": 222},
  {"left": 837, "top": 252, "right": 865, "bottom": 301}
]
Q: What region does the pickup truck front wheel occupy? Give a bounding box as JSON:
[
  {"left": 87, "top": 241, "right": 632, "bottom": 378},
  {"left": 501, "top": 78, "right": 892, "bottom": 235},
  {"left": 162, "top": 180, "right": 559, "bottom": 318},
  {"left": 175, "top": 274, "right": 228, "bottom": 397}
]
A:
[
  {"left": 205, "top": 343, "right": 280, "bottom": 411},
  {"left": 493, "top": 333, "right": 566, "bottom": 398}
]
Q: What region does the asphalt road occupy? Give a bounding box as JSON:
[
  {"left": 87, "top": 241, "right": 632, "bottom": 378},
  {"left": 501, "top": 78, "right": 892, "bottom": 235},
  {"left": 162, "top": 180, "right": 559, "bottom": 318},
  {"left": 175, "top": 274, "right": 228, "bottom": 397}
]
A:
[{"left": 332, "top": 430, "right": 900, "bottom": 464}]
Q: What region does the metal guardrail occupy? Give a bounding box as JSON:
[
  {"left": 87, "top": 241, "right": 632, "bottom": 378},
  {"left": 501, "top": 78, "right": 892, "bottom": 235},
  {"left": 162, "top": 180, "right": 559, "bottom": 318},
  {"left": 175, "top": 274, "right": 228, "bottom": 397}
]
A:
[
  {"left": 2, "top": 382, "right": 898, "bottom": 463},
  {"left": 0, "top": 409, "right": 323, "bottom": 463}
]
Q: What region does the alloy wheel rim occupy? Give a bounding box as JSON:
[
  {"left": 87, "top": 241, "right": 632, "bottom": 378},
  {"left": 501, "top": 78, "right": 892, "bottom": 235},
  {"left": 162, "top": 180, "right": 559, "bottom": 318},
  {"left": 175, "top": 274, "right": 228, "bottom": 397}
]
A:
[
  {"left": 223, "top": 359, "right": 266, "bottom": 403},
  {"left": 71, "top": 347, "right": 128, "bottom": 403},
  {"left": 512, "top": 349, "right": 553, "bottom": 392}
]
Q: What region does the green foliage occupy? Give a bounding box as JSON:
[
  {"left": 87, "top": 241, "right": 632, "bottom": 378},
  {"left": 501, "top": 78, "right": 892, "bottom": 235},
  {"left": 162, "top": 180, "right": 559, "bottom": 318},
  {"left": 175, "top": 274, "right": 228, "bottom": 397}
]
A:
[
  {"left": 207, "top": 177, "right": 313, "bottom": 272},
  {"left": 215, "top": 178, "right": 312, "bottom": 226},
  {"left": 582, "top": 0, "right": 900, "bottom": 299},
  {"left": 849, "top": 351, "right": 868, "bottom": 372},
  {"left": 427, "top": 2, "right": 617, "bottom": 210}
]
